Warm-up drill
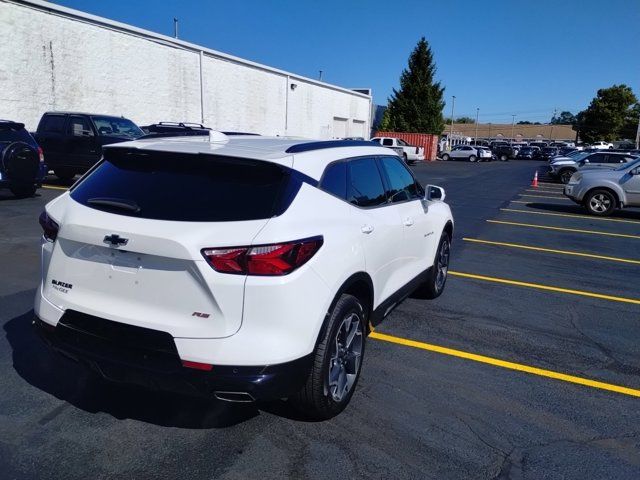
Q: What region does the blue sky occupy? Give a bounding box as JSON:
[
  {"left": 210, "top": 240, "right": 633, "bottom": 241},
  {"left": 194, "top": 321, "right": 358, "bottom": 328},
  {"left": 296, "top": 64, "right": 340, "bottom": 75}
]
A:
[{"left": 51, "top": 0, "right": 640, "bottom": 123}]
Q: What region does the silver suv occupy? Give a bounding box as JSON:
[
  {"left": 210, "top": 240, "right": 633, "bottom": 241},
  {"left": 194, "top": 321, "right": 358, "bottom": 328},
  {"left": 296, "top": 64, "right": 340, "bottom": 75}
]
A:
[
  {"left": 564, "top": 158, "right": 640, "bottom": 216},
  {"left": 550, "top": 151, "right": 637, "bottom": 184}
]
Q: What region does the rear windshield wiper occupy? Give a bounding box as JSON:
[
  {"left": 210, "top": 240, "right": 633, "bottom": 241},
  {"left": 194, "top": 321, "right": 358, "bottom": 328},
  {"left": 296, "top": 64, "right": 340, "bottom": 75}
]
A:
[{"left": 87, "top": 197, "right": 141, "bottom": 213}]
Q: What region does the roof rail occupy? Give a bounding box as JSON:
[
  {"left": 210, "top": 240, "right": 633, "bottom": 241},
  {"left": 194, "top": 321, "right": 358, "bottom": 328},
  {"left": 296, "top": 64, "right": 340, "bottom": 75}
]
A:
[{"left": 285, "top": 140, "right": 375, "bottom": 153}]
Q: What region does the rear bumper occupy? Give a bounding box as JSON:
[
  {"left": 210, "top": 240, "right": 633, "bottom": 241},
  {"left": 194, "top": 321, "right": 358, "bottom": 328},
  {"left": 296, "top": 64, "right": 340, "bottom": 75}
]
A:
[{"left": 33, "top": 313, "right": 313, "bottom": 401}]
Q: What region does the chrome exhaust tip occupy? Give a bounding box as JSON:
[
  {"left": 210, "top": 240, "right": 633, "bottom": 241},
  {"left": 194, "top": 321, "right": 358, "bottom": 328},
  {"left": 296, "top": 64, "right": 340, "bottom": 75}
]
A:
[{"left": 214, "top": 391, "right": 255, "bottom": 403}]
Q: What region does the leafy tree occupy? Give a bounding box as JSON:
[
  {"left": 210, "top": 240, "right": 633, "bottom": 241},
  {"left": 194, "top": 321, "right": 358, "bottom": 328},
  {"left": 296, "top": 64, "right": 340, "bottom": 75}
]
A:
[
  {"left": 384, "top": 37, "right": 445, "bottom": 134},
  {"left": 550, "top": 111, "right": 576, "bottom": 125},
  {"left": 455, "top": 116, "right": 475, "bottom": 124},
  {"left": 576, "top": 85, "right": 638, "bottom": 142}
]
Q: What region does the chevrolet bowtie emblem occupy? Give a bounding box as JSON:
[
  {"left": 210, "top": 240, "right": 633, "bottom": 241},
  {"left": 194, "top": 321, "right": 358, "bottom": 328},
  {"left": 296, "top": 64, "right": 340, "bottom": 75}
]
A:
[{"left": 103, "top": 234, "right": 129, "bottom": 247}]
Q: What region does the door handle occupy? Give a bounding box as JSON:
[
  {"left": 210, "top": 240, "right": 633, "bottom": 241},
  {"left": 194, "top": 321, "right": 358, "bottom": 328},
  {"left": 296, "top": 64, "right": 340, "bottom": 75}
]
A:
[
  {"left": 403, "top": 217, "right": 414, "bottom": 226},
  {"left": 361, "top": 224, "right": 374, "bottom": 234}
]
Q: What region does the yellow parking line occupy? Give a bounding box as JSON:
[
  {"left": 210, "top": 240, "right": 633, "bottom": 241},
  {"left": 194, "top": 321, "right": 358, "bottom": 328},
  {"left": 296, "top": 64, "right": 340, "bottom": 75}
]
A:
[
  {"left": 42, "top": 185, "right": 68, "bottom": 191},
  {"left": 449, "top": 270, "right": 640, "bottom": 305},
  {"left": 525, "top": 189, "right": 564, "bottom": 194},
  {"left": 369, "top": 331, "right": 640, "bottom": 398},
  {"left": 487, "top": 219, "right": 640, "bottom": 240},
  {"left": 510, "top": 200, "right": 531, "bottom": 204},
  {"left": 500, "top": 208, "right": 640, "bottom": 225},
  {"left": 519, "top": 194, "right": 568, "bottom": 200},
  {"left": 463, "top": 237, "right": 640, "bottom": 265}
]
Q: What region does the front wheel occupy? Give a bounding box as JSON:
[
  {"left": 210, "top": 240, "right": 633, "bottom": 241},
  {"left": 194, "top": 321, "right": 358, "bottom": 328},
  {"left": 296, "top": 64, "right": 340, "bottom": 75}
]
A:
[
  {"left": 585, "top": 189, "right": 616, "bottom": 216},
  {"left": 468, "top": 155, "right": 477, "bottom": 162},
  {"left": 291, "top": 294, "right": 365, "bottom": 420},
  {"left": 441, "top": 154, "right": 450, "bottom": 161},
  {"left": 500, "top": 154, "right": 508, "bottom": 161},
  {"left": 415, "top": 231, "right": 451, "bottom": 299}
]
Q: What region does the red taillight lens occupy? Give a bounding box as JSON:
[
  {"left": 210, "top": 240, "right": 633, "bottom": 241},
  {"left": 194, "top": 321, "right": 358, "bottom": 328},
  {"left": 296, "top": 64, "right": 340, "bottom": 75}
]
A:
[
  {"left": 181, "top": 360, "right": 213, "bottom": 371},
  {"left": 39, "top": 211, "right": 59, "bottom": 242},
  {"left": 202, "top": 236, "right": 323, "bottom": 276},
  {"left": 38, "top": 147, "right": 45, "bottom": 164}
]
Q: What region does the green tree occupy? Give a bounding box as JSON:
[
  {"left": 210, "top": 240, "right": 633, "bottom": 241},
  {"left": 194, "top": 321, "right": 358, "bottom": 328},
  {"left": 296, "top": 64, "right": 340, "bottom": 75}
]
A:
[
  {"left": 384, "top": 37, "right": 445, "bottom": 134},
  {"left": 577, "top": 85, "right": 638, "bottom": 142},
  {"left": 550, "top": 111, "right": 576, "bottom": 125}
]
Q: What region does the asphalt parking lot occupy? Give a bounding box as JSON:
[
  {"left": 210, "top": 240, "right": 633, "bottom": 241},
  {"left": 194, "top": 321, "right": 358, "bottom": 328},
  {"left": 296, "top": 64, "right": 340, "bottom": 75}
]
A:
[{"left": 2, "top": 160, "right": 640, "bottom": 479}]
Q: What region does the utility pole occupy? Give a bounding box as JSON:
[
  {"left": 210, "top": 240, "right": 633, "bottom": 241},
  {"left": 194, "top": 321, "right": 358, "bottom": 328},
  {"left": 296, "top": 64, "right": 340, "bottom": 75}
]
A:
[
  {"left": 549, "top": 108, "right": 557, "bottom": 141},
  {"left": 488, "top": 122, "right": 492, "bottom": 140},
  {"left": 318, "top": 70, "right": 323, "bottom": 81},
  {"left": 449, "top": 95, "right": 456, "bottom": 150},
  {"left": 173, "top": 18, "right": 179, "bottom": 39},
  {"left": 475, "top": 108, "right": 479, "bottom": 145},
  {"left": 635, "top": 115, "right": 640, "bottom": 149},
  {"left": 511, "top": 114, "right": 516, "bottom": 145}
]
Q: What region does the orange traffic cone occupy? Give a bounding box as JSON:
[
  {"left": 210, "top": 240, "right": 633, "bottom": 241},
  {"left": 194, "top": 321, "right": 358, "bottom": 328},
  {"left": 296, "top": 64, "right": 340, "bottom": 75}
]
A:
[{"left": 532, "top": 171, "right": 539, "bottom": 188}]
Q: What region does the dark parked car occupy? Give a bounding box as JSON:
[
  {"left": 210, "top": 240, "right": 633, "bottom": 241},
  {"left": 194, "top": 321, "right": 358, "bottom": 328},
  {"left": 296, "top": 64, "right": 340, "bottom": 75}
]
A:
[
  {"left": 0, "top": 120, "right": 46, "bottom": 197},
  {"left": 34, "top": 112, "right": 144, "bottom": 181},
  {"left": 492, "top": 144, "right": 516, "bottom": 161},
  {"left": 558, "top": 146, "right": 578, "bottom": 156},
  {"left": 515, "top": 146, "right": 541, "bottom": 159},
  {"left": 539, "top": 147, "right": 560, "bottom": 160}
]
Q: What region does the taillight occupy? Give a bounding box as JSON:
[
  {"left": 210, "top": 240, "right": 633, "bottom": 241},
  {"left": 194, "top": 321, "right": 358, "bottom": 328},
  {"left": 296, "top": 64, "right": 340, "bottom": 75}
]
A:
[
  {"left": 38, "top": 147, "right": 45, "bottom": 164},
  {"left": 202, "top": 236, "right": 323, "bottom": 276},
  {"left": 39, "top": 211, "right": 59, "bottom": 242}
]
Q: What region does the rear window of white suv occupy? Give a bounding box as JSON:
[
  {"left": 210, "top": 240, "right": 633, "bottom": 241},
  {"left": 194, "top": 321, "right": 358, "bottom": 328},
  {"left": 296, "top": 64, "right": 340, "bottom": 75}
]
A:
[{"left": 70, "top": 149, "right": 289, "bottom": 222}]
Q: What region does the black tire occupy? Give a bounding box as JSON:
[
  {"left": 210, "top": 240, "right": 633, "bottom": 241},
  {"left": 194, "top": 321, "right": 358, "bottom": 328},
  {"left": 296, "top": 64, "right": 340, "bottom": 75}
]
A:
[
  {"left": 584, "top": 189, "right": 617, "bottom": 216},
  {"left": 415, "top": 231, "right": 451, "bottom": 299},
  {"left": 54, "top": 168, "right": 76, "bottom": 182},
  {"left": 291, "top": 293, "right": 366, "bottom": 420},
  {"left": 441, "top": 153, "right": 450, "bottom": 161},
  {"left": 499, "top": 154, "right": 508, "bottom": 161},
  {"left": 468, "top": 155, "right": 477, "bottom": 162},
  {"left": 559, "top": 169, "right": 575, "bottom": 184},
  {"left": 10, "top": 186, "right": 37, "bottom": 198}
]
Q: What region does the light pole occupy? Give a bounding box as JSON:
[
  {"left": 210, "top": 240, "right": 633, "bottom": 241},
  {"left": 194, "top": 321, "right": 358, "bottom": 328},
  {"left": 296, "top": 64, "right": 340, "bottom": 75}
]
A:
[
  {"left": 488, "top": 122, "right": 492, "bottom": 141},
  {"left": 449, "top": 95, "right": 456, "bottom": 149},
  {"left": 636, "top": 115, "right": 640, "bottom": 149},
  {"left": 549, "top": 108, "right": 557, "bottom": 141},
  {"left": 475, "top": 108, "right": 479, "bottom": 145},
  {"left": 510, "top": 114, "right": 516, "bottom": 145}
]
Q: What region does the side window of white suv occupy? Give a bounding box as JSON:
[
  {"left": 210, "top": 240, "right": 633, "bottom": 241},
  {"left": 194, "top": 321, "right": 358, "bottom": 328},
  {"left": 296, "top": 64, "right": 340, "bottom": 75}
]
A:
[
  {"left": 379, "top": 156, "right": 423, "bottom": 202},
  {"left": 347, "top": 157, "right": 387, "bottom": 207}
]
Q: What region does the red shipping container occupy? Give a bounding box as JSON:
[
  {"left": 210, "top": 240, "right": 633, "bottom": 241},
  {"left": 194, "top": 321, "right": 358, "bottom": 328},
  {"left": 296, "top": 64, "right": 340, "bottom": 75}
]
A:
[{"left": 374, "top": 131, "right": 439, "bottom": 161}]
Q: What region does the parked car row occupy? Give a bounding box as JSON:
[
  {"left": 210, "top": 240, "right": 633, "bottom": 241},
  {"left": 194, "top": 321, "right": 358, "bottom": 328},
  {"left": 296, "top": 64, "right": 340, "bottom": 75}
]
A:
[{"left": 549, "top": 150, "right": 638, "bottom": 183}]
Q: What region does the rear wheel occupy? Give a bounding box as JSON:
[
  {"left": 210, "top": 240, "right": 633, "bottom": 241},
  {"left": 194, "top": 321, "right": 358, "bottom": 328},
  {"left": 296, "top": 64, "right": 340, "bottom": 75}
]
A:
[
  {"left": 585, "top": 189, "right": 616, "bottom": 216},
  {"left": 441, "top": 153, "right": 450, "bottom": 161},
  {"left": 54, "top": 168, "right": 76, "bottom": 182},
  {"left": 291, "top": 294, "right": 365, "bottom": 420},
  {"left": 468, "top": 155, "right": 477, "bottom": 162},
  {"left": 415, "top": 231, "right": 451, "bottom": 299},
  {"left": 499, "top": 154, "right": 508, "bottom": 161},
  {"left": 559, "top": 169, "right": 575, "bottom": 184}
]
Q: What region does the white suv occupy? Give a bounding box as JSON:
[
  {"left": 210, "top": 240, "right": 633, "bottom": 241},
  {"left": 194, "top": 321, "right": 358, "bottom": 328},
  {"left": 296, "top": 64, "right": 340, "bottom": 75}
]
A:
[{"left": 35, "top": 133, "right": 454, "bottom": 419}]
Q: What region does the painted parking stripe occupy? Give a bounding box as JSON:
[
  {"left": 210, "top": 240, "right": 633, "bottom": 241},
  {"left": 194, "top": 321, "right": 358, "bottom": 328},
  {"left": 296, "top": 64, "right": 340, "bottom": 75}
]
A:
[
  {"left": 519, "top": 194, "right": 569, "bottom": 200},
  {"left": 42, "top": 185, "right": 68, "bottom": 191},
  {"left": 449, "top": 270, "right": 640, "bottom": 305},
  {"left": 487, "top": 219, "right": 640, "bottom": 240},
  {"left": 525, "top": 189, "right": 565, "bottom": 194},
  {"left": 463, "top": 237, "right": 640, "bottom": 265},
  {"left": 500, "top": 208, "right": 640, "bottom": 225},
  {"left": 369, "top": 331, "right": 640, "bottom": 398}
]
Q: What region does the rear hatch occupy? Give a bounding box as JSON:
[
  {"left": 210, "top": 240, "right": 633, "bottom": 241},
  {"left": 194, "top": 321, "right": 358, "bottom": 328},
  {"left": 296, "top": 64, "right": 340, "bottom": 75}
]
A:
[{"left": 43, "top": 147, "right": 291, "bottom": 338}]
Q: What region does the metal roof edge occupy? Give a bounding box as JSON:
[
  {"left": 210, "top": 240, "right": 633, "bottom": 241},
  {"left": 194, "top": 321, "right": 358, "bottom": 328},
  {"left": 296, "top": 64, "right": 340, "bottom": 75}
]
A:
[{"left": 5, "top": 0, "right": 372, "bottom": 100}]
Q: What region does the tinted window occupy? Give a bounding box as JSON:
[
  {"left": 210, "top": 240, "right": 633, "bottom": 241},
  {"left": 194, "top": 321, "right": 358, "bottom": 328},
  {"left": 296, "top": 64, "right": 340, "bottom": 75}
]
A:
[
  {"left": 92, "top": 116, "right": 143, "bottom": 139},
  {"left": 587, "top": 153, "right": 605, "bottom": 163},
  {"left": 0, "top": 125, "right": 35, "bottom": 145},
  {"left": 382, "top": 138, "right": 393, "bottom": 146},
  {"left": 370, "top": 138, "right": 381, "bottom": 144},
  {"left": 347, "top": 158, "right": 387, "bottom": 207},
  {"left": 397, "top": 139, "right": 409, "bottom": 146},
  {"left": 71, "top": 151, "right": 289, "bottom": 221},
  {"left": 40, "top": 115, "right": 66, "bottom": 133},
  {"left": 380, "top": 156, "right": 421, "bottom": 203},
  {"left": 68, "top": 116, "right": 94, "bottom": 136},
  {"left": 320, "top": 161, "right": 347, "bottom": 199}
]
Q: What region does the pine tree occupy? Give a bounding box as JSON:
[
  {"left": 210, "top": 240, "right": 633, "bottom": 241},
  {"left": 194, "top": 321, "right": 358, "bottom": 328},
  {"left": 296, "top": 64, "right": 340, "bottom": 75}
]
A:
[{"left": 385, "top": 37, "right": 445, "bottom": 134}]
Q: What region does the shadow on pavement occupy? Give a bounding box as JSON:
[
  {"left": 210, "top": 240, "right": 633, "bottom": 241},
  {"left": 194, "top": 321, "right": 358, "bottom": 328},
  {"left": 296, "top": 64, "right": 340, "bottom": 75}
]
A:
[{"left": 3, "top": 310, "right": 305, "bottom": 429}]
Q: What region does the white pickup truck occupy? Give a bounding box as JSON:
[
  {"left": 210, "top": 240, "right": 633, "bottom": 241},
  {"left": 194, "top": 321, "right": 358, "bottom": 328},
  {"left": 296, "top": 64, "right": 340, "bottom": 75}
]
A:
[{"left": 371, "top": 137, "right": 425, "bottom": 164}]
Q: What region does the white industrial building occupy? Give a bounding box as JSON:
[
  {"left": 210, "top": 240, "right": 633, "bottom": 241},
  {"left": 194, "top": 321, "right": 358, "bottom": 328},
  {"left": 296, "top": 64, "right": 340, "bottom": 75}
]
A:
[{"left": 0, "top": 0, "right": 372, "bottom": 138}]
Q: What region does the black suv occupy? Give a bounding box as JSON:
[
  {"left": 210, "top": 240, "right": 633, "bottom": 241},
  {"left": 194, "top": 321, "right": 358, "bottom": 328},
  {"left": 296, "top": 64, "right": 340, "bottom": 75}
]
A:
[
  {"left": 492, "top": 144, "right": 516, "bottom": 161},
  {"left": 34, "top": 112, "right": 144, "bottom": 181},
  {"left": 0, "top": 120, "right": 46, "bottom": 197}
]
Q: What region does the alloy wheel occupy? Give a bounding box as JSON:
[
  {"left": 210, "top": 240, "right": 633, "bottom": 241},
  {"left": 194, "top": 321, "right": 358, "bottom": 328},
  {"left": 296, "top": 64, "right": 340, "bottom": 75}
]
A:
[
  {"left": 435, "top": 239, "right": 450, "bottom": 291},
  {"left": 328, "top": 313, "right": 363, "bottom": 402},
  {"left": 589, "top": 193, "right": 612, "bottom": 213}
]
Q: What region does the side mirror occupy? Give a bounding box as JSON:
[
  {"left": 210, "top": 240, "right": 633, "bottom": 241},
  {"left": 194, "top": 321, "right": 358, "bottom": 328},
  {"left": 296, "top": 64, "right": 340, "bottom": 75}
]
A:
[
  {"left": 426, "top": 185, "right": 446, "bottom": 202},
  {"left": 583, "top": 159, "right": 590, "bottom": 163},
  {"left": 631, "top": 168, "right": 639, "bottom": 176}
]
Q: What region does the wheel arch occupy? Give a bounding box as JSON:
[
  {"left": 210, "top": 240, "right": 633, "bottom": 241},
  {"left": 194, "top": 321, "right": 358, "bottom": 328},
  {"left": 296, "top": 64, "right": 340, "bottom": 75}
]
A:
[
  {"left": 584, "top": 185, "right": 622, "bottom": 207},
  {"left": 316, "top": 272, "right": 374, "bottom": 344}
]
